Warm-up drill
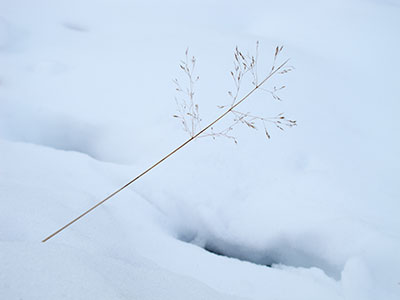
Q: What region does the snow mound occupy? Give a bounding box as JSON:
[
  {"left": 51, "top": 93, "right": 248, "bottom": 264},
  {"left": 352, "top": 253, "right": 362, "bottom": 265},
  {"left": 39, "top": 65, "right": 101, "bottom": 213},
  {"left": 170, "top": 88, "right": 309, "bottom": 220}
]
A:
[{"left": 0, "top": 241, "right": 242, "bottom": 300}]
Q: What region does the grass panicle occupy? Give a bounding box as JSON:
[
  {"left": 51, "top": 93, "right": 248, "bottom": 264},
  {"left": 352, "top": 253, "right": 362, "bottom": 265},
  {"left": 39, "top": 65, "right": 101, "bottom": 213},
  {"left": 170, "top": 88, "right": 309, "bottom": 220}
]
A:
[{"left": 174, "top": 43, "right": 296, "bottom": 143}]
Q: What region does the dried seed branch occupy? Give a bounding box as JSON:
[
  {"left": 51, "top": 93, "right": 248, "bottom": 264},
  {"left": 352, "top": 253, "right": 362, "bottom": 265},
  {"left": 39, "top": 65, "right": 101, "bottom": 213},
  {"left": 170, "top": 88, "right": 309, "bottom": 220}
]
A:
[
  {"left": 42, "top": 45, "right": 293, "bottom": 243},
  {"left": 189, "top": 43, "right": 296, "bottom": 142},
  {"left": 173, "top": 48, "right": 201, "bottom": 137}
]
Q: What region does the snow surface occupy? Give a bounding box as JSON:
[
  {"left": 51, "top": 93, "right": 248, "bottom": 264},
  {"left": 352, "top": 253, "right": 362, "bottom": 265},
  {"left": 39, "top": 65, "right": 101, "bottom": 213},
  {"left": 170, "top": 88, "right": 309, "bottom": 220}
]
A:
[{"left": 1, "top": 0, "right": 400, "bottom": 299}]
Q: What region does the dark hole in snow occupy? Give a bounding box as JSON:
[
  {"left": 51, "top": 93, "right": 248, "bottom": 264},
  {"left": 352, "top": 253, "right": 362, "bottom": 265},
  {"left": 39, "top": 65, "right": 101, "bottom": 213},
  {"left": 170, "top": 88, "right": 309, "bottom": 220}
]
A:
[
  {"left": 178, "top": 233, "right": 342, "bottom": 280},
  {"left": 203, "top": 243, "right": 273, "bottom": 267}
]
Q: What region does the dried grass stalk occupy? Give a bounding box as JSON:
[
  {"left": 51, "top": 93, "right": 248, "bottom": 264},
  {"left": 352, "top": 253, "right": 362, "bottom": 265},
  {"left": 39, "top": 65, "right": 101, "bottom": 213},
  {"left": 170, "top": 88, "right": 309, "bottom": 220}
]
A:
[{"left": 42, "top": 43, "right": 295, "bottom": 243}]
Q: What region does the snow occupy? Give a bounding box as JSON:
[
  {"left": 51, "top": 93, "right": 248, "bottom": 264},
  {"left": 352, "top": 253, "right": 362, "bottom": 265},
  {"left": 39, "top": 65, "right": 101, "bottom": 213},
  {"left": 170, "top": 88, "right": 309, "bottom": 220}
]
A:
[
  {"left": 1, "top": 0, "right": 400, "bottom": 299},
  {"left": 1, "top": 242, "right": 243, "bottom": 300}
]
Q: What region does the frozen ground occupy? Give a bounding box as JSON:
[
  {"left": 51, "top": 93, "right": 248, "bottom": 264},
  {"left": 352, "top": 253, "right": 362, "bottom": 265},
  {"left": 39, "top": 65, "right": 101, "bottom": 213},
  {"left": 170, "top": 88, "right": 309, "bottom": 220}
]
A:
[{"left": 1, "top": 0, "right": 400, "bottom": 299}]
